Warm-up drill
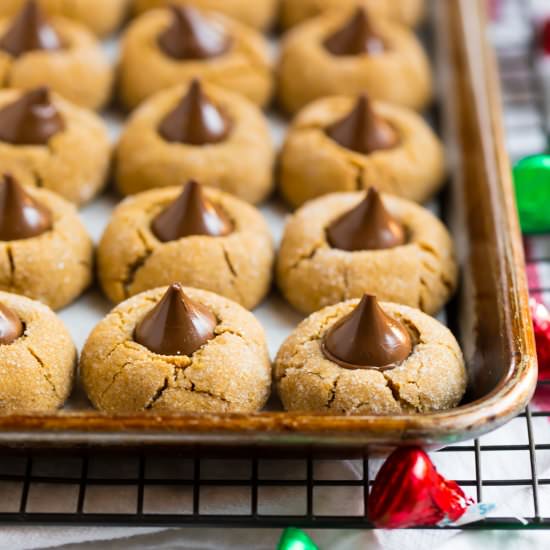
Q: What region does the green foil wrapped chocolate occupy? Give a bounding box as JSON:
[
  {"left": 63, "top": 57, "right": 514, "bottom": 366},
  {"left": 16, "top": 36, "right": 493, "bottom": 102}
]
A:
[
  {"left": 277, "top": 528, "right": 318, "bottom": 550},
  {"left": 513, "top": 153, "right": 550, "bottom": 233}
]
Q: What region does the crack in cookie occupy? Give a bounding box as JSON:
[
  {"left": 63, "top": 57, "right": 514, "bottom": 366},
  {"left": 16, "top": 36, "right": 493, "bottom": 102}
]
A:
[
  {"left": 5, "top": 245, "right": 15, "bottom": 288},
  {"left": 221, "top": 243, "right": 244, "bottom": 304},
  {"left": 98, "top": 361, "right": 133, "bottom": 403},
  {"left": 27, "top": 346, "right": 61, "bottom": 400},
  {"left": 326, "top": 374, "right": 341, "bottom": 410},
  {"left": 144, "top": 376, "right": 170, "bottom": 409},
  {"left": 122, "top": 228, "right": 155, "bottom": 298}
]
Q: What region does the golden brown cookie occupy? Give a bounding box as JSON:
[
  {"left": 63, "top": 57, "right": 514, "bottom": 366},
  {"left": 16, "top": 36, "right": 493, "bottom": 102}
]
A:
[
  {"left": 277, "top": 8, "right": 432, "bottom": 114},
  {"left": 0, "top": 2, "right": 113, "bottom": 110},
  {"left": 81, "top": 285, "right": 271, "bottom": 414},
  {"left": 119, "top": 5, "right": 273, "bottom": 110},
  {"left": 275, "top": 297, "right": 467, "bottom": 415},
  {"left": 133, "top": 0, "right": 278, "bottom": 31},
  {"left": 0, "top": 0, "right": 129, "bottom": 36},
  {"left": 280, "top": 0, "right": 425, "bottom": 29},
  {"left": 280, "top": 95, "right": 445, "bottom": 208},
  {"left": 276, "top": 190, "right": 457, "bottom": 315},
  {"left": 115, "top": 81, "right": 274, "bottom": 204},
  {"left": 0, "top": 88, "right": 111, "bottom": 206},
  {"left": 0, "top": 291, "right": 76, "bottom": 413},
  {"left": 0, "top": 175, "right": 93, "bottom": 310},
  {"left": 98, "top": 182, "right": 274, "bottom": 309}
]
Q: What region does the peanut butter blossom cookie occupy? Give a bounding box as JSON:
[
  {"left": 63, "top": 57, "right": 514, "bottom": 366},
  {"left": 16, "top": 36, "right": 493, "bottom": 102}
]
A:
[
  {"left": 0, "top": 174, "right": 93, "bottom": 310},
  {"left": 277, "top": 189, "right": 457, "bottom": 315},
  {"left": 119, "top": 4, "right": 273, "bottom": 110},
  {"left": 280, "top": 94, "right": 445, "bottom": 208},
  {"left": 275, "top": 295, "right": 467, "bottom": 415},
  {"left": 81, "top": 284, "right": 271, "bottom": 414},
  {"left": 133, "top": 0, "right": 278, "bottom": 31},
  {"left": 0, "top": 87, "right": 110, "bottom": 205},
  {"left": 0, "top": 0, "right": 129, "bottom": 37},
  {"left": 0, "top": 291, "right": 76, "bottom": 413},
  {"left": 98, "top": 180, "right": 274, "bottom": 309},
  {"left": 278, "top": 8, "right": 432, "bottom": 114},
  {"left": 0, "top": 1, "right": 113, "bottom": 110},
  {"left": 280, "top": 0, "right": 425, "bottom": 29},
  {"left": 116, "top": 80, "right": 274, "bottom": 203}
]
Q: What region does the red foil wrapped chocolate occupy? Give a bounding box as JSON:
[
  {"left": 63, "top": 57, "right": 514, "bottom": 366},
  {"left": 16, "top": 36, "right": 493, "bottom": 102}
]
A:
[
  {"left": 530, "top": 297, "right": 550, "bottom": 379},
  {"left": 368, "top": 447, "right": 472, "bottom": 528},
  {"left": 541, "top": 19, "right": 550, "bottom": 56}
]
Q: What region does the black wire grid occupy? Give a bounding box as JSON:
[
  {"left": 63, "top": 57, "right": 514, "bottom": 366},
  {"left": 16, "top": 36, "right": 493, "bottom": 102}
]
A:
[
  {"left": 0, "top": 0, "right": 548, "bottom": 531},
  {"left": 0, "top": 408, "right": 548, "bottom": 529}
]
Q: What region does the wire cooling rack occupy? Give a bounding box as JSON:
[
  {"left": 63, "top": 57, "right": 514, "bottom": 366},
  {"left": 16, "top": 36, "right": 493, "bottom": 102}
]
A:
[{"left": 0, "top": 0, "right": 548, "bottom": 530}]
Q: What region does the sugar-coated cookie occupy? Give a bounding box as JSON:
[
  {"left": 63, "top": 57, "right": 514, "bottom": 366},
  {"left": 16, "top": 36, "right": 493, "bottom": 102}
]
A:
[
  {"left": 119, "top": 5, "right": 273, "bottom": 110},
  {"left": 0, "top": 1, "right": 113, "bottom": 110},
  {"left": 0, "top": 0, "right": 129, "bottom": 36},
  {"left": 0, "top": 291, "right": 76, "bottom": 413},
  {"left": 133, "top": 0, "right": 277, "bottom": 31},
  {"left": 116, "top": 81, "right": 274, "bottom": 204},
  {"left": 0, "top": 88, "right": 110, "bottom": 206},
  {"left": 0, "top": 174, "right": 93, "bottom": 310},
  {"left": 278, "top": 8, "right": 432, "bottom": 114},
  {"left": 280, "top": 94, "right": 445, "bottom": 208},
  {"left": 98, "top": 181, "right": 274, "bottom": 309},
  {"left": 275, "top": 295, "right": 466, "bottom": 415},
  {"left": 280, "top": 0, "right": 425, "bottom": 29},
  {"left": 277, "top": 189, "right": 457, "bottom": 315},
  {"left": 81, "top": 284, "right": 271, "bottom": 414}
]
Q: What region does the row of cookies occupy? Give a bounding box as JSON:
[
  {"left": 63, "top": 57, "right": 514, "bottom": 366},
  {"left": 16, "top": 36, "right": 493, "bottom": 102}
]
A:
[
  {"left": 117, "top": 79, "right": 445, "bottom": 206},
  {"left": 136, "top": 0, "right": 425, "bottom": 32},
  {"left": 0, "top": 79, "right": 443, "bottom": 209},
  {"left": 0, "top": 283, "right": 466, "bottom": 416},
  {"left": 0, "top": 0, "right": 425, "bottom": 36},
  {"left": 0, "top": 166, "right": 456, "bottom": 318},
  {"left": 0, "top": 1, "right": 431, "bottom": 113},
  {"left": 100, "top": 180, "right": 457, "bottom": 315}
]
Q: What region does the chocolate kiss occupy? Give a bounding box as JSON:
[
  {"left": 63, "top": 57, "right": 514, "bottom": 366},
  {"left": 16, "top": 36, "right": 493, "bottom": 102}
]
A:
[
  {"left": 324, "top": 8, "right": 385, "bottom": 56},
  {"left": 322, "top": 295, "right": 412, "bottom": 369},
  {"left": 158, "top": 79, "right": 231, "bottom": 145},
  {"left": 152, "top": 180, "right": 233, "bottom": 242},
  {"left": 158, "top": 5, "right": 231, "bottom": 60},
  {"left": 0, "top": 174, "right": 53, "bottom": 241},
  {"left": 134, "top": 283, "right": 218, "bottom": 356},
  {"left": 326, "top": 95, "right": 398, "bottom": 155},
  {"left": 0, "top": 0, "right": 63, "bottom": 58},
  {"left": 327, "top": 188, "right": 406, "bottom": 251},
  {"left": 0, "top": 87, "right": 65, "bottom": 146},
  {"left": 0, "top": 303, "right": 23, "bottom": 345}
]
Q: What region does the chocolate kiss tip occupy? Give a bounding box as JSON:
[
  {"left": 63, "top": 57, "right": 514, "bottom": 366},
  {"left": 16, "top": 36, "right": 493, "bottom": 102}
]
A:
[
  {"left": 321, "top": 294, "right": 412, "bottom": 369},
  {"left": 152, "top": 180, "right": 233, "bottom": 242},
  {"left": 0, "top": 86, "right": 65, "bottom": 146},
  {"left": 327, "top": 188, "right": 406, "bottom": 251},
  {"left": 186, "top": 79, "right": 203, "bottom": 105},
  {"left": 157, "top": 4, "right": 230, "bottom": 61},
  {"left": 326, "top": 94, "right": 399, "bottom": 155},
  {"left": 324, "top": 7, "right": 385, "bottom": 57},
  {"left": 134, "top": 283, "right": 218, "bottom": 356},
  {"left": 28, "top": 86, "right": 50, "bottom": 101},
  {"left": 189, "top": 78, "right": 201, "bottom": 93},
  {"left": 0, "top": 173, "right": 53, "bottom": 241},
  {"left": 0, "top": 0, "right": 63, "bottom": 58},
  {"left": 158, "top": 80, "right": 231, "bottom": 145},
  {"left": 0, "top": 303, "right": 23, "bottom": 345}
]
